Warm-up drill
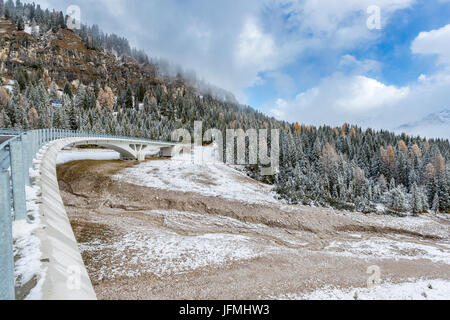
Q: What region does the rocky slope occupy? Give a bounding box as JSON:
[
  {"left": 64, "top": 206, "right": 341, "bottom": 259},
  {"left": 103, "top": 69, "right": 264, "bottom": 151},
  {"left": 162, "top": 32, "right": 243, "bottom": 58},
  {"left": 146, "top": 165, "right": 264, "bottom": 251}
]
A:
[
  {"left": 0, "top": 17, "right": 209, "bottom": 97},
  {"left": 0, "top": 18, "right": 156, "bottom": 88}
]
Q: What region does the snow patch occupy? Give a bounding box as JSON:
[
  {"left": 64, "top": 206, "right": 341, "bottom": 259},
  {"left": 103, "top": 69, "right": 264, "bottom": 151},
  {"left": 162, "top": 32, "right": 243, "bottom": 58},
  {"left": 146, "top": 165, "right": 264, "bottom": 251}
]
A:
[
  {"left": 24, "top": 24, "right": 39, "bottom": 35},
  {"left": 325, "top": 237, "right": 450, "bottom": 264},
  {"left": 3, "top": 84, "right": 14, "bottom": 94},
  {"left": 146, "top": 210, "right": 310, "bottom": 247},
  {"left": 112, "top": 147, "right": 278, "bottom": 205},
  {"left": 13, "top": 185, "right": 45, "bottom": 300},
  {"left": 341, "top": 211, "right": 449, "bottom": 239},
  {"left": 80, "top": 228, "right": 276, "bottom": 281},
  {"left": 275, "top": 279, "right": 450, "bottom": 300},
  {"left": 56, "top": 149, "right": 121, "bottom": 165},
  {"left": 12, "top": 146, "right": 49, "bottom": 300}
]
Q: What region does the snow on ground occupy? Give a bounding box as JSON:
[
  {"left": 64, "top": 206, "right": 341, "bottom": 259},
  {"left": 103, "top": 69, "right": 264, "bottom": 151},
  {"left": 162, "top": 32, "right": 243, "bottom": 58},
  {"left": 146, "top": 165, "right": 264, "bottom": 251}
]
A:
[
  {"left": 59, "top": 146, "right": 450, "bottom": 299},
  {"left": 56, "top": 149, "right": 121, "bottom": 165},
  {"left": 325, "top": 237, "right": 450, "bottom": 264},
  {"left": 13, "top": 186, "right": 43, "bottom": 299},
  {"left": 112, "top": 147, "right": 278, "bottom": 205},
  {"left": 146, "top": 210, "right": 309, "bottom": 247},
  {"left": 3, "top": 84, "right": 14, "bottom": 94},
  {"left": 80, "top": 226, "right": 277, "bottom": 281},
  {"left": 23, "top": 24, "right": 39, "bottom": 35},
  {"left": 12, "top": 146, "right": 48, "bottom": 300},
  {"left": 275, "top": 279, "right": 450, "bottom": 300},
  {"left": 24, "top": 24, "right": 32, "bottom": 35},
  {"left": 339, "top": 210, "right": 450, "bottom": 239}
]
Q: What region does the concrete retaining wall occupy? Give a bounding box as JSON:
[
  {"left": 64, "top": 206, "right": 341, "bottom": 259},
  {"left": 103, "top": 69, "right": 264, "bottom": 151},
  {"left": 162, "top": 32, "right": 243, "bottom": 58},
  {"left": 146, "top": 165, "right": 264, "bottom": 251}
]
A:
[
  {"left": 32, "top": 137, "right": 178, "bottom": 299},
  {"left": 36, "top": 138, "right": 97, "bottom": 300}
]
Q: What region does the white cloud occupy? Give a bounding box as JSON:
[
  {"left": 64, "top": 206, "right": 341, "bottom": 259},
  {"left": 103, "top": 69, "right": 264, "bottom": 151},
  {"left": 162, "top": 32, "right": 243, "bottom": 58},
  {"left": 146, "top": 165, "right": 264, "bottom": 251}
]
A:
[
  {"left": 270, "top": 61, "right": 450, "bottom": 134},
  {"left": 25, "top": 0, "right": 416, "bottom": 102},
  {"left": 334, "top": 76, "right": 409, "bottom": 112},
  {"left": 411, "top": 24, "right": 450, "bottom": 67},
  {"left": 269, "top": 74, "right": 410, "bottom": 127},
  {"left": 269, "top": 21, "right": 450, "bottom": 135},
  {"left": 97, "top": 0, "right": 128, "bottom": 18},
  {"left": 236, "top": 18, "right": 277, "bottom": 69},
  {"left": 30, "top": 0, "right": 443, "bottom": 132},
  {"left": 279, "top": 0, "right": 415, "bottom": 49},
  {"left": 338, "top": 54, "right": 382, "bottom": 75}
]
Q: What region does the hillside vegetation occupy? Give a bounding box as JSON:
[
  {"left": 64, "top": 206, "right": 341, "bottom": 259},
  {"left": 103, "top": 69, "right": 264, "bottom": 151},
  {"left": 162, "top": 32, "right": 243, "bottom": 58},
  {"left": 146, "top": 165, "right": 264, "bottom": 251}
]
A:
[{"left": 0, "top": 0, "right": 449, "bottom": 214}]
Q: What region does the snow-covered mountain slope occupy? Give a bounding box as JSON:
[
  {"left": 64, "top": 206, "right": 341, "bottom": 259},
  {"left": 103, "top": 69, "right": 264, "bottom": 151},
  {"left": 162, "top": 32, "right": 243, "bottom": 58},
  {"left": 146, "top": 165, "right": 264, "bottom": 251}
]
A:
[{"left": 397, "top": 109, "right": 450, "bottom": 140}]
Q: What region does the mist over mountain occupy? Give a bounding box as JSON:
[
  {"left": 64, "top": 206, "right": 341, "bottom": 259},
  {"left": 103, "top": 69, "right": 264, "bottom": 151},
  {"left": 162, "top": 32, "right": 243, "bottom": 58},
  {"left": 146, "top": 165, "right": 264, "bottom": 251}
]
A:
[{"left": 398, "top": 110, "right": 450, "bottom": 140}]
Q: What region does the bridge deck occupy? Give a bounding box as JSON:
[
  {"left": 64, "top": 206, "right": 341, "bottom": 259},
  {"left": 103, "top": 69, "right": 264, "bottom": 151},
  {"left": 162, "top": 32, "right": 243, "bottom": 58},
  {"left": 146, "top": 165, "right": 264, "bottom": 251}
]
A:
[{"left": 0, "top": 136, "right": 14, "bottom": 144}]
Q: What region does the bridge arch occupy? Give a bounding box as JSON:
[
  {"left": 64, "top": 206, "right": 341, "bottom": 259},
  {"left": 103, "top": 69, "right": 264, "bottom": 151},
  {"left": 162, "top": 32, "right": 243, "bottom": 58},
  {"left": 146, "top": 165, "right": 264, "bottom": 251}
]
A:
[
  {"left": 68, "top": 138, "right": 175, "bottom": 161},
  {"left": 71, "top": 141, "right": 137, "bottom": 160}
]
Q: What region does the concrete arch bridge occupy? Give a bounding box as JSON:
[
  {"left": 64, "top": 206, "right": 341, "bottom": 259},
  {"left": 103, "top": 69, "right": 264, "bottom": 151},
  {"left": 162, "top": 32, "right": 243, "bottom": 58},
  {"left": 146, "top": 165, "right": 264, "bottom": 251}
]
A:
[
  {"left": 67, "top": 137, "right": 178, "bottom": 160},
  {"left": 0, "top": 130, "right": 182, "bottom": 300}
]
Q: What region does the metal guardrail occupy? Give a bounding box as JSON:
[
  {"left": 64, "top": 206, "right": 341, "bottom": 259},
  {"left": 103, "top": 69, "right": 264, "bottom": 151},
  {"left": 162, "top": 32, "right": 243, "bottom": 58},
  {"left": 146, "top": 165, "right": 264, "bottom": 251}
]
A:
[
  {"left": 0, "top": 129, "right": 175, "bottom": 300},
  {"left": 0, "top": 130, "right": 22, "bottom": 136}
]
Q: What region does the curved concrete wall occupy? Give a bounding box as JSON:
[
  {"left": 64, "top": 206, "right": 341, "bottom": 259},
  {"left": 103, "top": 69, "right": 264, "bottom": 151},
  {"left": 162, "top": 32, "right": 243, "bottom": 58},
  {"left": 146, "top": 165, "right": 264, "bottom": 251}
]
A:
[
  {"left": 33, "top": 137, "right": 176, "bottom": 300},
  {"left": 37, "top": 138, "right": 97, "bottom": 300}
]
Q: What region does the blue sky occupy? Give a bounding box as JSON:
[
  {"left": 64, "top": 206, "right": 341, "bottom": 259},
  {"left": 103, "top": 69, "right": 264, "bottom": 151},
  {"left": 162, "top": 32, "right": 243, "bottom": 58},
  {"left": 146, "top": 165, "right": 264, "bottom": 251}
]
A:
[
  {"left": 248, "top": 1, "right": 450, "bottom": 122},
  {"left": 26, "top": 0, "right": 450, "bottom": 133}
]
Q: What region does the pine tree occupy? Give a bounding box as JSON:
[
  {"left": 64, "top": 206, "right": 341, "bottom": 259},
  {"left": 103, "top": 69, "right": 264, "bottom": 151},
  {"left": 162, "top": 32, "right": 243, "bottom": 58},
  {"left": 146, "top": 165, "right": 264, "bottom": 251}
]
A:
[
  {"left": 27, "top": 107, "right": 38, "bottom": 128},
  {"left": 150, "top": 96, "right": 159, "bottom": 120},
  {"left": 17, "top": 16, "right": 24, "bottom": 31},
  {"left": 53, "top": 107, "right": 69, "bottom": 129},
  {"left": 49, "top": 82, "right": 59, "bottom": 100},
  {"left": 57, "top": 11, "right": 65, "bottom": 28},
  {"left": 432, "top": 193, "right": 440, "bottom": 213},
  {"left": 389, "top": 178, "right": 396, "bottom": 191},
  {"left": 411, "top": 183, "right": 426, "bottom": 215},
  {"left": 124, "top": 86, "right": 134, "bottom": 109},
  {"left": 444, "top": 170, "right": 450, "bottom": 213},
  {"left": 3, "top": 0, "right": 11, "bottom": 19},
  {"left": 0, "top": 109, "right": 11, "bottom": 128},
  {"left": 0, "top": 87, "right": 9, "bottom": 112},
  {"left": 391, "top": 186, "right": 408, "bottom": 212},
  {"left": 5, "top": 83, "right": 20, "bottom": 126},
  {"left": 63, "top": 82, "right": 73, "bottom": 98},
  {"left": 74, "top": 86, "right": 95, "bottom": 110},
  {"left": 136, "top": 83, "right": 146, "bottom": 103},
  {"left": 377, "top": 175, "right": 388, "bottom": 194},
  {"left": 31, "top": 19, "right": 39, "bottom": 38},
  {"left": 0, "top": 0, "right": 5, "bottom": 18},
  {"left": 0, "top": 108, "right": 6, "bottom": 127}
]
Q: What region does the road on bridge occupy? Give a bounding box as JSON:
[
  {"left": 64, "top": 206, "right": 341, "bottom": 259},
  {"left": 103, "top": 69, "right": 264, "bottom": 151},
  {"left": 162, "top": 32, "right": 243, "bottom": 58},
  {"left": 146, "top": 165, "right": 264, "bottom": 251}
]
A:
[{"left": 0, "top": 135, "right": 14, "bottom": 144}]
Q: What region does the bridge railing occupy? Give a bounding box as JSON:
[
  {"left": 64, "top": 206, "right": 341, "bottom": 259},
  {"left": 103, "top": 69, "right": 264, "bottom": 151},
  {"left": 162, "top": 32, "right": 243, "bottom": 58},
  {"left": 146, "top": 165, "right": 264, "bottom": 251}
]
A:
[
  {"left": 0, "top": 129, "right": 174, "bottom": 300},
  {"left": 0, "top": 129, "right": 24, "bottom": 136}
]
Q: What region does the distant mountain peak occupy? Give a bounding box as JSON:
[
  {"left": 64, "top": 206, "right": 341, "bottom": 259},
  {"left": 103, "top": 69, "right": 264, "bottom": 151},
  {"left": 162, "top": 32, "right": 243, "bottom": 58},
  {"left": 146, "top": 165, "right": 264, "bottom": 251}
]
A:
[
  {"left": 397, "top": 109, "right": 450, "bottom": 140},
  {"left": 399, "top": 109, "right": 450, "bottom": 129}
]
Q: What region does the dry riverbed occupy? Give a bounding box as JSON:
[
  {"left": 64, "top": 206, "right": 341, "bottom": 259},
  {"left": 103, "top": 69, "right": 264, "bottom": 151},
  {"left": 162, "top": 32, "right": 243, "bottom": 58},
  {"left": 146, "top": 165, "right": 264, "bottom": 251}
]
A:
[{"left": 56, "top": 155, "right": 450, "bottom": 300}]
